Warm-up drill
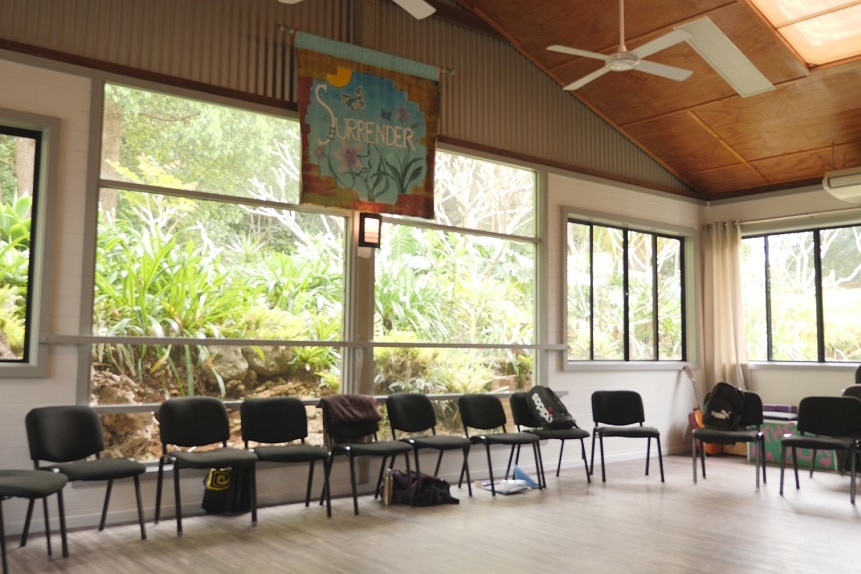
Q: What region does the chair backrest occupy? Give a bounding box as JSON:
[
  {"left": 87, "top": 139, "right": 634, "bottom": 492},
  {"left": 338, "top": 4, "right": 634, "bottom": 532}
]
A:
[
  {"left": 796, "top": 396, "right": 861, "bottom": 437},
  {"left": 458, "top": 394, "right": 507, "bottom": 432},
  {"left": 241, "top": 397, "right": 308, "bottom": 445},
  {"left": 509, "top": 391, "right": 542, "bottom": 428},
  {"left": 386, "top": 393, "right": 437, "bottom": 435},
  {"left": 159, "top": 397, "right": 231, "bottom": 449},
  {"left": 842, "top": 385, "right": 861, "bottom": 401},
  {"left": 26, "top": 405, "right": 105, "bottom": 463},
  {"left": 318, "top": 395, "right": 381, "bottom": 446},
  {"left": 591, "top": 390, "right": 645, "bottom": 426},
  {"left": 738, "top": 390, "right": 764, "bottom": 428},
  {"left": 855, "top": 365, "right": 861, "bottom": 386}
]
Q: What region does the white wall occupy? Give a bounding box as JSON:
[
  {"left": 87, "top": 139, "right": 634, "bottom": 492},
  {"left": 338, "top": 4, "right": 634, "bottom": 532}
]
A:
[{"left": 544, "top": 171, "right": 704, "bottom": 468}]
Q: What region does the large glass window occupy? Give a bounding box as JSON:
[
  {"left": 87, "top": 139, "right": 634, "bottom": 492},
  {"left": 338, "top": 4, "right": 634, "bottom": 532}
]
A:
[
  {"left": 742, "top": 224, "right": 861, "bottom": 362},
  {"left": 0, "top": 126, "right": 40, "bottom": 363},
  {"left": 95, "top": 85, "right": 345, "bottom": 457},
  {"left": 373, "top": 151, "right": 537, "bottom": 431},
  {"left": 566, "top": 219, "right": 685, "bottom": 362}
]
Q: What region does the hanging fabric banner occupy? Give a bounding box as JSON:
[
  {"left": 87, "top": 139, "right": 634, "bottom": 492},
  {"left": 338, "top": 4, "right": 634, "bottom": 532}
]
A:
[{"left": 296, "top": 33, "right": 440, "bottom": 219}]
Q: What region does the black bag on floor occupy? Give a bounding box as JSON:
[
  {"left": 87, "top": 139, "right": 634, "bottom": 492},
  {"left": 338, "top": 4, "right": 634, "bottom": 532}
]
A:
[
  {"left": 202, "top": 466, "right": 251, "bottom": 514},
  {"left": 382, "top": 470, "right": 459, "bottom": 507},
  {"left": 526, "top": 386, "right": 577, "bottom": 429}
]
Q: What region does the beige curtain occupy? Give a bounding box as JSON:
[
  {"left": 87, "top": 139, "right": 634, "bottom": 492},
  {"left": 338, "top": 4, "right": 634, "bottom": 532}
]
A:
[{"left": 701, "top": 222, "right": 749, "bottom": 389}]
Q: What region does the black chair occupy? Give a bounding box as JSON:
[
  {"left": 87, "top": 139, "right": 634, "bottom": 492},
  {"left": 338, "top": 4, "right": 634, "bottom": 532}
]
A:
[
  {"left": 458, "top": 393, "right": 543, "bottom": 496},
  {"left": 780, "top": 395, "right": 861, "bottom": 504},
  {"left": 590, "top": 390, "right": 664, "bottom": 483},
  {"left": 842, "top": 384, "right": 861, "bottom": 401},
  {"left": 509, "top": 391, "right": 591, "bottom": 487},
  {"left": 155, "top": 397, "right": 258, "bottom": 534},
  {"left": 0, "top": 470, "right": 68, "bottom": 574},
  {"left": 240, "top": 397, "right": 331, "bottom": 517},
  {"left": 318, "top": 394, "right": 414, "bottom": 515},
  {"left": 386, "top": 392, "right": 473, "bottom": 496},
  {"left": 25, "top": 405, "right": 147, "bottom": 540},
  {"left": 692, "top": 390, "right": 766, "bottom": 488}
]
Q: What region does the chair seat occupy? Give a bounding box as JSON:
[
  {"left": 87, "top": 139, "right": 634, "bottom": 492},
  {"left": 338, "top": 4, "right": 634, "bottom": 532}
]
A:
[
  {"left": 477, "top": 432, "right": 540, "bottom": 445},
  {"left": 252, "top": 444, "right": 329, "bottom": 463},
  {"left": 692, "top": 428, "right": 762, "bottom": 445},
  {"left": 0, "top": 470, "right": 68, "bottom": 498},
  {"left": 49, "top": 458, "right": 146, "bottom": 481},
  {"left": 171, "top": 447, "right": 258, "bottom": 469},
  {"left": 527, "top": 427, "right": 589, "bottom": 440},
  {"left": 782, "top": 435, "right": 856, "bottom": 451},
  {"left": 332, "top": 440, "right": 413, "bottom": 457},
  {"left": 598, "top": 425, "right": 660, "bottom": 439},
  {"left": 405, "top": 435, "right": 471, "bottom": 450}
]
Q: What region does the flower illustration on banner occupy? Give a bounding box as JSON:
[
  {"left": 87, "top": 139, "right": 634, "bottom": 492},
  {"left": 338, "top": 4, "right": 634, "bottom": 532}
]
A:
[{"left": 333, "top": 141, "right": 364, "bottom": 174}]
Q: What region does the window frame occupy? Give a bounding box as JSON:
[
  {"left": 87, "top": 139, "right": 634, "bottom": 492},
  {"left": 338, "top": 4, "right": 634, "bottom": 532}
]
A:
[
  {"left": 0, "top": 108, "right": 58, "bottom": 377},
  {"left": 742, "top": 221, "right": 861, "bottom": 363},
  {"left": 562, "top": 209, "right": 692, "bottom": 367}
]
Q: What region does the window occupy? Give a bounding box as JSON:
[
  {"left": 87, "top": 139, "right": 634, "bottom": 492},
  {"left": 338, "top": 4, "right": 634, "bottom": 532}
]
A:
[
  {"left": 749, "top": 0, "right": 861, "bottom": 65},
  {"left": 94, "top": 84, "right": 345, "bottom": 457},
  {"left": 373, "top": 151, "right": 537, "bottom": 421},
  {"left": 741, "top": 224, "right": 861, "bottom": 362},
  {"left": 0, "top": 125, "right": 41, "bottom": 365},
  {"left": 566, "top": 219, "right": 685, "bottom": 362}
]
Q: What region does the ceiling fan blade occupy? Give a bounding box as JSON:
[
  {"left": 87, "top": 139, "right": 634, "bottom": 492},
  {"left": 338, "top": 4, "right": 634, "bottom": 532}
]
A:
[
  {"left": 547, "top": 45, "right": 610, "bottom": 61},
  {"left": 392, "top": 0, "right": 436, "bottom": 19},
  {"left": 636, "top": 60, "right": 693, "bottom": 82},
  {"left": 630, "top": 29, "right": 691, "bottom": 59},
  {"left": 277, "top": 0, "right": 304, "bottom": 4},
  {"left": 564, "top": 66, "right": 612, "bottom": 90}
]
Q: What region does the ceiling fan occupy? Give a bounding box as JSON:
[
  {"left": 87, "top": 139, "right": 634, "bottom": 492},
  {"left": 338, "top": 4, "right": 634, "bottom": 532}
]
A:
[
  {"left": 547, "top": 0, "right": 692, "bottom": 90},
  {"left": 278, "top": 0, "right": 435, "bottom": 20}
]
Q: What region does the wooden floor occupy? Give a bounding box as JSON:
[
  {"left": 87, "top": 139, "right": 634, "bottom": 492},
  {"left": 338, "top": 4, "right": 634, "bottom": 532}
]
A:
[{"left": 5, "top": 454, "right": 861, "bottom": 573}]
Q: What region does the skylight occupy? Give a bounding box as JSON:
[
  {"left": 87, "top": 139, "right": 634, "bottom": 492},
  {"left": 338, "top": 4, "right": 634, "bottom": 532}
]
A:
[{"left": 749, "top": 0, "right": 861, "bottom": 65}]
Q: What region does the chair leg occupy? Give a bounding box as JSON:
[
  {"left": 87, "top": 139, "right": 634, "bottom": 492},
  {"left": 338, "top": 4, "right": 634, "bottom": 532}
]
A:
[
  {"left": 172, "top": 465, "right": 183, "bottom": 535},
  {"left": 484, "top": 444, "right": 496, "bottom": 496},
  {"left": 810, "top": 448, "right": 817, "bottom": 478},
  {"left": 504, "top": 445, "right": 516, "bottom": 480},
  {"left": 645, "top": 438, "right": 652, "bottom": 476},
  {"left": 579, "top": 439, "right": 591, "bottom": 484},
  {"left": 753, "top": 441, "right": 760, "bottom": 490},
  {"left": 589, "top": 429, "right": 597, "bottom": 475},
  {"left": 40, "top": 496, "right": 50, "bottom": 555},
  {"left": 850, "top": 446, "right": 857, "bottom": 505},
  {"left": 691, "top": 436, "right": 698, "bottom": 484},
  {"left": 99, "top": 479, "right": 113, "bottom": 531},
  {"left": 556, "top": 440, "right": 565, "bottom": 478},
  {"left": 133, "top": 475, "right": 146, "bottom": 540},
  {"left": 433, "top": 450, "right": 444, "bottom": 477},
  {"left": 760, "top": 436, "right": 767, "bottom": 484},
  {"left": 532, "top": 443, "right": 545, "bottom": 489},
  {"left": 779, "top": 443, "right": 787, "bottom": 496},
  {"left": 599, "top": 434, "right": 607, "bottom": 483},
  {"left": 20, "top": 499, "right": 34, "bottom": 548},
  {"left": 248, "top": 465, "right": 257, "bottom": 527},
  {"left": 322, "top": 457, "right": 332, "bottom": 518},
  {"left": 461, "top": 448, "right": 473, "bottom": 496},
  {"left": 348, "top": 455, "right": 360, "bottom": 516},
  {"left": 154, "top": 457, "right": 166, "bottom": 524},
  {"left": 305, "top": 461, "right": 316, "bottom": 507},
  {"left": 373, "top": 456, "right": 390, "bottom": 500},
  {"left": 656, "top": 437, "right": 665, "bottom": 483},
  {"left": 792, "top": 447, "right": 800, "bottom": 490}
]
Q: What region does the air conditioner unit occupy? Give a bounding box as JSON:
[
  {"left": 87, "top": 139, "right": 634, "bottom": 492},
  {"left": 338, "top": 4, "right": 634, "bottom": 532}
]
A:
[{"left": 823, "top": 167, "right": 861, "bottom": 203}]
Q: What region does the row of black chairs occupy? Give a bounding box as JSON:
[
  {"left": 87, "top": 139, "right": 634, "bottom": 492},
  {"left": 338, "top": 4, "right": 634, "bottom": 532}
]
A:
[{"left": 0, "top": 388, "right": 665, "bottom": 573}]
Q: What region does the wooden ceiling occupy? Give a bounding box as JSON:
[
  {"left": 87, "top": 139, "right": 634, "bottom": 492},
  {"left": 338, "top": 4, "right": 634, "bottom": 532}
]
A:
[{"left": 447, "top": 0, "right": 861, "bottom": 200}]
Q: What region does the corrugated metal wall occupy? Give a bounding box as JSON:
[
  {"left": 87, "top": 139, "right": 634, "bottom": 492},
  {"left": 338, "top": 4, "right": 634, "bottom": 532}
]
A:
[{"left": 0, "top": 0, "right": 692, "bottom": 195}]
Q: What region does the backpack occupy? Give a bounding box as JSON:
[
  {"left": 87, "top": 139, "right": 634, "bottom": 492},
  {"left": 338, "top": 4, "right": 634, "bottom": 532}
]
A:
[
  {"left": 702, "top": 382, "right": 745, "bottom": 430},
  {"left": 526, "top": 386, "right": 577, "bottom": 429},
  {"left": 381, "top": 470, "right": 459, "bottom": 507}
]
